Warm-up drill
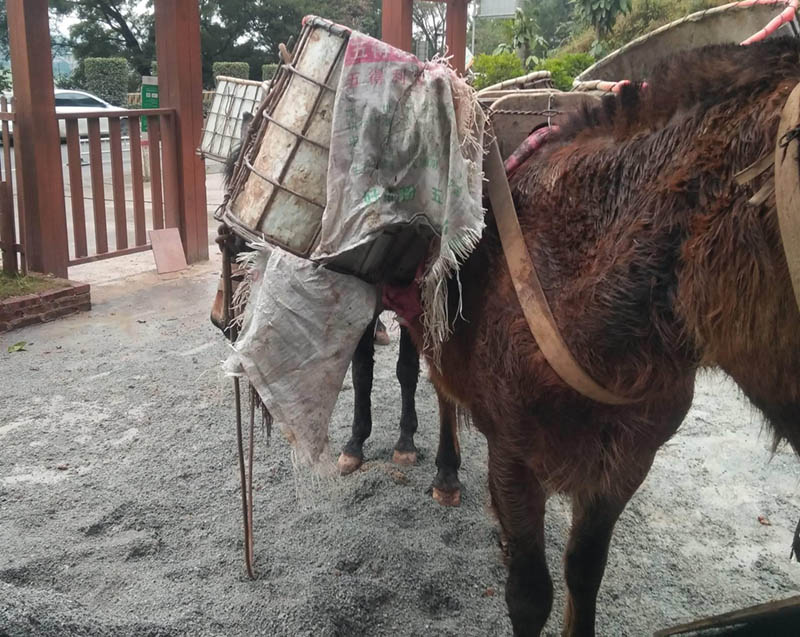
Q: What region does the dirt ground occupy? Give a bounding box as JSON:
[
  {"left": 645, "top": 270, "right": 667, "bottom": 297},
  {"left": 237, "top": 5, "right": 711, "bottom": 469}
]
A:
[{"left": 1, "top": 264, "right": 799, "bottom": 636}]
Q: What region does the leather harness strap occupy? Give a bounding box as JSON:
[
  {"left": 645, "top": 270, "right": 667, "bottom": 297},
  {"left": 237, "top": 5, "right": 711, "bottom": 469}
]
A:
[
  {"left": 485, "top": 136, "right": 636, "bottom": 405},
  {"left": 775, "top": 82, "right": 800, "bottom": 313}
]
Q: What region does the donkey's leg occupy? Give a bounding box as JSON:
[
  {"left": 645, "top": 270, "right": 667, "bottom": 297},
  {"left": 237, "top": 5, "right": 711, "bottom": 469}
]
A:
[
  {"left": 392, "top": 325, "right": 420, "bottom": 465},
  {"left": 337, "top": 317, "right": 376, "bottom": 475},
  {"left": 488, "top": 443, "right": 553, "bottom": 637},
  {"left": 431, "top": 390, "right": 462, "bottom": 507},
  {"left": 561, "top": 460, "right": 656, "bottom": 637}
]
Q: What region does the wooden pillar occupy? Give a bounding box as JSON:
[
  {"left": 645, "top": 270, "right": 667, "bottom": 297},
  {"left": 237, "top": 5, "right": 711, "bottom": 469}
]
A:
[
  {"left": 7, "top": 0, "right": 69, "bottom": 277},
  {"left": 154, "top": 0, "right": 208, "bottom": 263},
  {"left": 445, "top": 0, "right": 470, "bottom": 75},
  {"left": 382, "top": 0, "right": 414, "bottom": 52}
]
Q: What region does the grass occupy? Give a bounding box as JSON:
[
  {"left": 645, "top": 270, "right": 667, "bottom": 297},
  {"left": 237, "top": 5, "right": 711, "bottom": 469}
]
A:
[{"left": 0, "top": 271, "right": 70, "bottom": 301}]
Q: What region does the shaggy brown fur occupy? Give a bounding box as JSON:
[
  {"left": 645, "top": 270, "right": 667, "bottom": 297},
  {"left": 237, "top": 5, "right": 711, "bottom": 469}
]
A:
[{"left": 412, "top": 37, "right": 800, "bottom": 635}]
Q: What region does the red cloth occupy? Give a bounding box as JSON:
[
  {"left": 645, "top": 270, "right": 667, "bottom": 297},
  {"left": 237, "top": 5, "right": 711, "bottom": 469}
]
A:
[{"left": 382, "top": 260, "right": 426, "bottom": 327}]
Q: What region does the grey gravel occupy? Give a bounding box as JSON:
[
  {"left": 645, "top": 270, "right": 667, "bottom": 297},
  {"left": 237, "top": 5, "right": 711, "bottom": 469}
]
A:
[{"left": 0, "top": 268, "right": 798, "bottom": 636}]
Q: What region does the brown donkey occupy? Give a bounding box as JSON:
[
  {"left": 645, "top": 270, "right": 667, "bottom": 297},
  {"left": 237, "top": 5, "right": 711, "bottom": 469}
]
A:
[{"left": 402, "top": 37, "right": 800, "bottom": 635}]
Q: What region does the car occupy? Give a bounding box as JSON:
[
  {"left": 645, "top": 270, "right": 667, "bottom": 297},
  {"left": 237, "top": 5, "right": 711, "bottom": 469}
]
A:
[
  {"left": 54, "top": 89, "right": 126, "bottom": 138},
  {"left": 1, "top": 89, "right": 126, "bottom": 140}
]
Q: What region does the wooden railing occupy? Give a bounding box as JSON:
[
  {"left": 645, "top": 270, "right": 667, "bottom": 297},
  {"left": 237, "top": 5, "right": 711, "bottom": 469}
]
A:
[
  {"left": 57, "top": 108, "right": 180, "bottom": 266},
  {"left": 0, "top": 96, "right": 22, "bottom": 274}
]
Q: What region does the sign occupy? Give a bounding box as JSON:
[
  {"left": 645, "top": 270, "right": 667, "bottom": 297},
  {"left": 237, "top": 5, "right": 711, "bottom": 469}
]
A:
[
  {"left": 479, "top": 0, "right": 519, "bottom": 18},
  {"left": 141, "top": 76, "right": 159, "bottom": 132}
]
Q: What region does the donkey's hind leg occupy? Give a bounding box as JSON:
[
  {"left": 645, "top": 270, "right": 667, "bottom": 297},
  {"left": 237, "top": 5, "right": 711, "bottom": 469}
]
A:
[
  {"left": 392, "top": 325, "right": 420, "bottom": 465},
  {"left": 431, "top": 390, "right": 462, "bottom": 507},
  {"left": 337, "top": 317, "right": 376, "bottom": 475}
]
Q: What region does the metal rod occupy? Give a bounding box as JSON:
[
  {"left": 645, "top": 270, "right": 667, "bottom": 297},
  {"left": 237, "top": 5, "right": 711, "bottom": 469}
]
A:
[{"left": 234, "top": 377, "right": 256, "bottom": 579}]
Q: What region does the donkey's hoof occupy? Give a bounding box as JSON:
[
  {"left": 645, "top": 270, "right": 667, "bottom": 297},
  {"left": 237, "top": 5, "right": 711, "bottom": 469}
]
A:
[
  {"left": 392, "top": 450, "right": 417, "bottom": 466},
  {"left": 337, "top": 453, "right": 363, "bottom": 475},
  {"left": 432, "top": 487, "right": 461, "bottom": 507}
]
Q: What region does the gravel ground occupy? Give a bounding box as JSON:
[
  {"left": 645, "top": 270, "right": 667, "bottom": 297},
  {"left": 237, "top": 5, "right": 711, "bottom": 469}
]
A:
[{"left": 1, "top": 265, "right": 799, "bottom": 636}]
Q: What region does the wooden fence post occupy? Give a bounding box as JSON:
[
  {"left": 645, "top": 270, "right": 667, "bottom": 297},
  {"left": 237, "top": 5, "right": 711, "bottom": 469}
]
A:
[
  {"left": 6, "top": 0, "right": 69, "bottom": 278},
  {"left": 154, "top": 0, "right": 209, "bottom": 264},
  {"left": 382, "top": 0, "right": 414, "bottom": 52},
  {"left": 445, "top": 0, "right": 469, "bottom": 75}
]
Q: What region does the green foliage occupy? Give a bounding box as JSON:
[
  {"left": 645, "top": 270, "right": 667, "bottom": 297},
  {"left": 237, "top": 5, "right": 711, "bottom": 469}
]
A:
[
  {"left": 213, "top": 62, "right": 250, "bottom": 82},
  {"left": 0, "top": 272, "right": 70, "bottom": 301},
  {"left": 151, "top": 61, "right": 158, "bottom": 76},
  {"left": 494, "top": 3, "right": 548, "bottom": 66},
  {"left": 262, "top": 64, "right": 278, "bottom": 82},
  {"left": 471, "top": 52, "right": 526, "bottom": 90},
  {"left": 127, "top": 69, "right": 142, "bottom": 93},
  {"left": 0, "top": 69, "right": 11, "bottom": 93},
  {"left": 50, "top": 0, "right": 155, "bottom": 76},
  {"left": 489, "top": 0, "right": 581, "bottom": 68},
  {"left": 557, "top": 0, "right": 730, "bottom": 56},
  {"left": 84, "top": 57, "right": 129, "bottom": 106},
  {"left": 534, "top": 53, "right": 595, "bottom": 90},
  {"left": 574, "top": 0, "right": 633, "bottom": 38},
  {"left": 55, "top": 68, "right": 84, "bottom": 91},
  {"left": 473, "top": 18, "right": 514, "bottom": 56}
]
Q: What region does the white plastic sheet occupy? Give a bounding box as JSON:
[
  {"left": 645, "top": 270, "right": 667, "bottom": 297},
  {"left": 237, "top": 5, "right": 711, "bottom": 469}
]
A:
[{"left": 225, "top": 246, "right": 377, "bottom": 472}]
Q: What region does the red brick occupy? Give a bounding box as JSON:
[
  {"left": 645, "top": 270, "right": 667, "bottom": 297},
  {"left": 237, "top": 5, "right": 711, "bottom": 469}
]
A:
[
  {"left": 54, "top": 296, "right": 81, "bottom": 308},
  {"left": 0, "top": 279, "right": 90, "bottom": 332},
  {"left": 68, "top": 282, "right": 90, "bottom": 296},
  {"left": 42, "top": 307, "right": 75, "bottom": 322},
  {"left": 39, "top": 286, "right": 78, "bottom": 301},
  {"left": 1, "top": 305, "right": 38, "bottom": 321},
  {"left": 2, "top": 294, "right": 40, "bottom": 310},
  {"left": 8, "top": 314, "right": 42, "bottom": 330}
]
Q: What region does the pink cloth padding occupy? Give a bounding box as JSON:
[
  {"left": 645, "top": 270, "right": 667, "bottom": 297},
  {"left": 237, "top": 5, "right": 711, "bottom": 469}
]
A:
[
  {"left": 503, "top": 126, "right": 560, "bottom": 178},
  {"left": 738, "top": 0, "right": 797, "bottom": 45}
]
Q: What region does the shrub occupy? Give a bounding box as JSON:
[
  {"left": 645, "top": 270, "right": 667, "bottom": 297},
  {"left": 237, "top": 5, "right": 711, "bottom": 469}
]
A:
[
  {"left": 127, "top": 70, "right": 142, "bottom": 93},
  {"left": 534, "top": 52, "right": 594, "bottom": 90},
  {"left": 471, "top": 52, "right": 526, "bottom": 90},
  {"left": 262, "top": 63, "right": 278, "bottom": 82},
  {"left": 84, "top": 57, "right": 129, "bottom": 106},
  {"left": 213, "top": 62, "right": 250, "bottom": 81}
]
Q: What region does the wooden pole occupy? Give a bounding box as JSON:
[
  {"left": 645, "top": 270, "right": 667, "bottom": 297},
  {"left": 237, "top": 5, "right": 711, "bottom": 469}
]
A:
[
  {"left": 154, "top": 0, "right": 208, "bottom": 263},
  {"left": 6, "top": 0, "right": 69, "bottom": 277},
  {"left": 381, "top": 0, "right": 414, "bottom": 52},
  {"left": 445, "top": 0, "right": 470, "bottom": 75}
]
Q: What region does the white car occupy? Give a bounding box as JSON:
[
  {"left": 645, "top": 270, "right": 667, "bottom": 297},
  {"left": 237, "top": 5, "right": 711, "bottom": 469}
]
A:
[
  {"left": 54, "top": 90, "right": 126, "bottom": 138},
  {"left": 2, "top": 89, "right": 126, "bottom": 139}
]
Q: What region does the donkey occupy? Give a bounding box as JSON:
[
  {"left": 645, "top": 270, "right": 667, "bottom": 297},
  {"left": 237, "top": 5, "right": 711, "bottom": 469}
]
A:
[
  {"left": 392, "top": 37, "right": 800, "bottom": 635},
  {"left": 213, "top": 113, "right": 463, "bottom": 505}
]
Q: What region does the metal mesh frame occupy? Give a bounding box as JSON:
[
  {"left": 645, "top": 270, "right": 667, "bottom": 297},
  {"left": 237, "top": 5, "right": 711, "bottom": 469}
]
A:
[{"left": 218, "top": 16, "right": 351, "bottom": 254}]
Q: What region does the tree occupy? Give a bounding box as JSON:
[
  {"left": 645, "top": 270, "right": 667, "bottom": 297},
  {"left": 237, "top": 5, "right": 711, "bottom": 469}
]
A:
[
  {"left": 47, "top": 1, "right": 381, "bottom": 88},
  {"left": 574, "top": 0, "right": 632, "bottom": 38},
  {"left": 298, "top": 0, "right": 382, "bottom": 37},
  {"left": 493, "top": 3, "right": 548, "bottom": 67},
  {"left": 50, "top": 0, "right": 155, "bottom": 77},
  {"left": 473, "top": 18, "right": 514, "bottom": 57},
  {"left": 413, "top": 2, "right": 447, "bottom": 59}
]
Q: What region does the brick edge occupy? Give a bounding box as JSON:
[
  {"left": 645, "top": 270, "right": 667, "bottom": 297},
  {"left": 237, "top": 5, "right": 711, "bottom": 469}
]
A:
[{"left": 0, "top": 280, "right": 92, "bottom": 333}]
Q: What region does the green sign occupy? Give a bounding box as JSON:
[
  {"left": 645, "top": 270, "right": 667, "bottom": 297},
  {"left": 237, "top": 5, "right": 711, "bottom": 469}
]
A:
[{"left": 141, "top": 76, "right": 159, "bottom": 132}]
